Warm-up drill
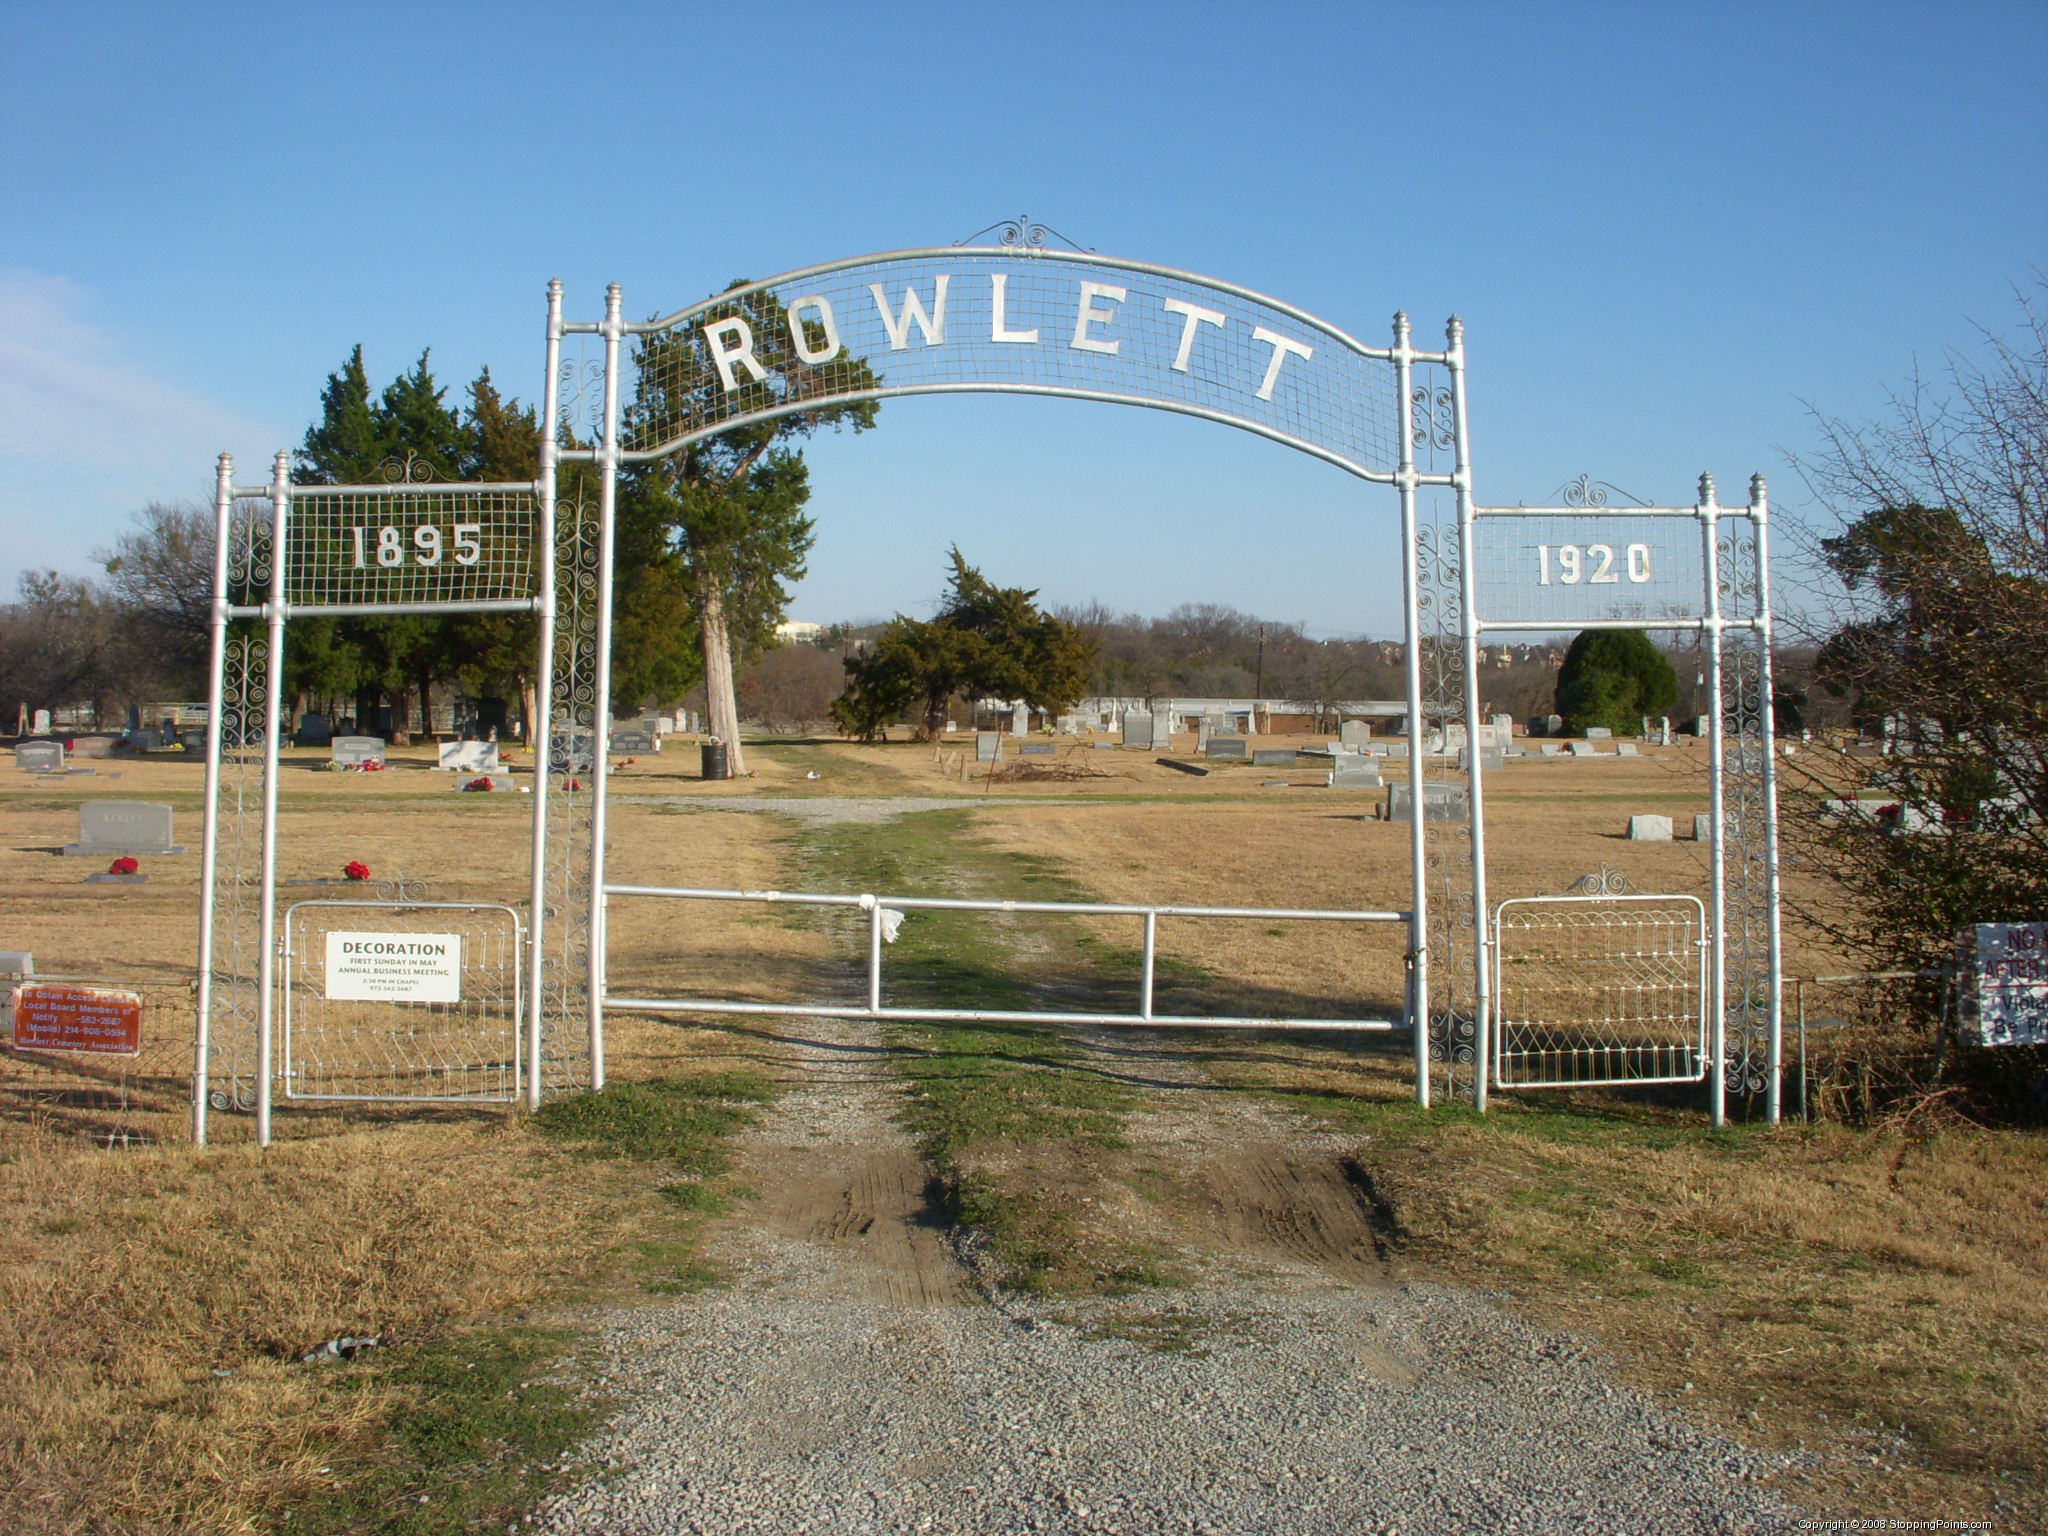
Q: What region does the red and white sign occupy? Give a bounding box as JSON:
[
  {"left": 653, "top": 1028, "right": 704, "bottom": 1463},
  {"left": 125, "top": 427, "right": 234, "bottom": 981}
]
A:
[{"left": 11, "top": 983, "right": 143, "bottom": 1056}]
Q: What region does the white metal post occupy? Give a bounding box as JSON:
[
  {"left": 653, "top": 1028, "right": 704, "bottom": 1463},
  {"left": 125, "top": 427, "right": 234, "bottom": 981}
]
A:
[
  {"left": 525, "top": 279, "right": 563, "bottom": 1111},
  {"left": 253, "top": 452, "right": 291, "bottom": 1147},
  {"left": 586, "top": 282, "right": 623, "bottom": 1091},
  {"left": 1393, "top": 312, "right": 1431, "bottom": 1107},
  {"left": 1749, "top": 473, "right": 1786, "bottom": 1125},
  {"left": 191, "top": 452, "right": 235, "bottom": 1145},
  {"left": 1140, "top": 911, "right": 1158, "bottom": 1020},
  {"left": 1699, "top": 474, "right": 1728, "bottom": 1126},
  {"left": 1446, "top": 317, "right": 1491, "bottom": 1113}
]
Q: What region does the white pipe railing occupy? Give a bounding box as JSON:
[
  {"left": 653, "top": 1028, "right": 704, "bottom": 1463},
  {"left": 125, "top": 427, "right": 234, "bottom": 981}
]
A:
[{"left": 601, "top": 883, "right": 1410, "bottom": 1033}]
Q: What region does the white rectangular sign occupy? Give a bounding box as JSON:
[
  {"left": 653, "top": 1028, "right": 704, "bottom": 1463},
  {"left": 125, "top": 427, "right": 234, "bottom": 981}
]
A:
[
  {"left": 324, "top": 931, "right": 462, "bottom": 1003},
  {"left": 1471, "top": 512, "right": 1708, "bottom": 629},
  {"left": 1964, "top": 921, "right": 2048, "bottom": 1048}
]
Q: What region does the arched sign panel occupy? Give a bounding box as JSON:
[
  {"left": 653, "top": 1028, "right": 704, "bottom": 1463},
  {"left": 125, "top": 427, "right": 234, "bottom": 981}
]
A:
[{"left": 607, "top": 249, "right": 1412, "bottom": 482}]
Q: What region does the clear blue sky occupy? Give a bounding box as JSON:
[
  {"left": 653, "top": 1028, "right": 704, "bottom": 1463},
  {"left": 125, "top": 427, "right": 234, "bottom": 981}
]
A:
[{"left": 4, "top": 0, "right": 2043, "bottom": 637}]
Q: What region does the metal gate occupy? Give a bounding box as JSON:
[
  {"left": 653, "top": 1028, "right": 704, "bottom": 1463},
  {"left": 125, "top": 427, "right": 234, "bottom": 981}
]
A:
[
  {"left": 1491, "top": 893, "right": 1708, "bottom": 1089},
  {"left": 281, "top": 901, "right": 524, "bottom": 1103}
]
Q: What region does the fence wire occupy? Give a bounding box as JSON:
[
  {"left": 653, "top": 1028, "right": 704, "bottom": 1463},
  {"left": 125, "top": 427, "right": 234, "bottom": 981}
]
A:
[
  {"left": 3, "top": 983, "right": 196, "bottom": 1148},
  {"left": 284, "top": 485, "right": 538, "bottom": 607}
]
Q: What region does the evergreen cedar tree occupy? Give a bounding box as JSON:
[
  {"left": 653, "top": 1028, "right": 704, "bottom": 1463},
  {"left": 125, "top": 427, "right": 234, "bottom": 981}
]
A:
[
  {"left": 618, "top": 281, "right": 881, "bottom": 776},
  {"left": 834, "top": 549, "right": 1097, "bottom": 742},
  {"left": 1553, "top": 629, "right": 1679, "bottom": 737}
]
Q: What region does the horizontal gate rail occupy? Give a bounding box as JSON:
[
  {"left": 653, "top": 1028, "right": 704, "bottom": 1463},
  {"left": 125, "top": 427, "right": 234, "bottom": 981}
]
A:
[{"left": 602, "top": 884, "right": 1408, "bottom": 1032}]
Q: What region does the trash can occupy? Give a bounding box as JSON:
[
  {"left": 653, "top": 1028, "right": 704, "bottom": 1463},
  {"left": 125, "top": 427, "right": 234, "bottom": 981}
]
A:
[{"left": 700, "top": 739, "right": 729, "bottom": 781}]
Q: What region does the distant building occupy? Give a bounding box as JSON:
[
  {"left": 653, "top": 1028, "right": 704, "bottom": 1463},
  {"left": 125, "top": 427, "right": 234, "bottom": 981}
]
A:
[{"left": 774, "top": 621, "right": 825, "bottom": 643}]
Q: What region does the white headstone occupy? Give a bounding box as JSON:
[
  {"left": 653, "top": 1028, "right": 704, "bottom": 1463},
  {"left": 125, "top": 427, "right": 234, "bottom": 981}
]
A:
[
  {"left": 1568, "top": 742, "right": 1596, "bottom": 758},
  {"left": 1011, "top": 702, "right": 1030, "bottom": 736},
  {"left": 332, "top": 736, "right": 386, "bottom": 766},
  {"left": 1584, "top": 726, "right": 1612, "bottom": 740},
  {"left": 1627, "top": 814, "right": 1673, "bottom": 841},
  {"left": 1121, "top": 712, "right": 1154, "bottom": 749},
  {"left": 30, "top": 708, "right": 51, "bottom": 735},
  {"left": 438, "top": 740, "right": 501, "bottom": 772},
  {"left": 976, "top": 731, "right": 1001, "bottom": 762}
]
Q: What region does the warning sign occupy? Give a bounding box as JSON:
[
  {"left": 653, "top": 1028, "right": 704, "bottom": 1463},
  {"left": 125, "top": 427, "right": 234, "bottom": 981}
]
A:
[
  {"left": 12, "top": 984, "right": 143, "bottom": 1056},
  {"left": 324, "top": 932, "right": 462, "bottom": 1003}
]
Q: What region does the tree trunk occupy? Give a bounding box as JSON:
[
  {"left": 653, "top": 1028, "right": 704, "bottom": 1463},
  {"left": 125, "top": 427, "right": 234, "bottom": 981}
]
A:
[
  {"left": 701, "top": 584, "right": 746, "bottom": 775},
  {"left": 518, "top": 674, "right": 536, "bottom": 747}
]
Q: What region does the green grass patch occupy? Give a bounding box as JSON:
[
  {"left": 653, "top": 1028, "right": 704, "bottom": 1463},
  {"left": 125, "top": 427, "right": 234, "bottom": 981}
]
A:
[
  {"left": 276, "top": 1327, "right": 597, "bottom": 1536},
  {"left": 534, "top": 1071, "right": 771, "bottom": 1175}
]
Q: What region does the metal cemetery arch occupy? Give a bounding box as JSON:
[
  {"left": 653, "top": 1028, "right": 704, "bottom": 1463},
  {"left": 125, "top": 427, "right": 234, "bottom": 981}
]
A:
[{"left": 194, "top": 237, "right": 1784, "bottom": 1143}]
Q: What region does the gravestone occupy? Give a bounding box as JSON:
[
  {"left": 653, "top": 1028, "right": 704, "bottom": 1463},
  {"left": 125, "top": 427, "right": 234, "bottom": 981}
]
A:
[
  {"left": 439, "top": 739, "right": 502, "bottom": 772},
  {"left": 1011, "top": 702, "right": 1030, "bottom": 736},
  {"left": 1121, "top": 713, "right": 1156, "bottom": 750},
  {"left": 1019, "top": 742, "right": 1056, "bottom": 756},
  {"left": 1539, "top": 743, "right": 1561, "bottom": 757},
  {"left": 1252, "top": 748, "right": 1297, "bottom": 767},
  {"left": 1584, "top": 726, "right": 1612, "bottom": 740},
  {"left": 550, "top": 731, "right": 595, "bottom": 774},
  {"left": 131, "top": 728, "right": 164, "bottom": 752},
  {"left": 31, "top": 708, "right": 51, "bottom": 735},
  {"left": 1330, "top": 760, "right": 1381, "bottom": 788},
  {"left": 1694, "top": 814, "right": 1712, "bottom": 841},
  {"left": 1491, "top": 714, "right": 1515, "bottom": 736},
  {"left": 179, "top": 729, "right": 206, "bottom": 754},
  {"left": 1568, "top": 742, "right": 1596, "bottom": 758},
  {"left": 16, "top": 741, "right": 63, "bottom": 773},
  {"left": 68, "top": 736, "right": 117, "bottom": 758},
  {"left": 607, "top": 730, "right": 655, "bottom": 756},
  {"left": 1380, "top": 740, "right": 1409, "bottom": 758},
  {"left": 1545, "top": 714, "right": 1563, "bottom": 736},
  {"left": 1627, "top": 814, "right": 1673, "bottom": 841},
  {"left": 294, "top": 713, "right": 333, "bottom": 748},
  {"left": 975, "top": 732, "right": 1001, "bottom": 762},
  {"left": 1384, "top": 781, "right": 1468, "bottom": 822},
  {"left": 1616, "top": 743, "right": 1638, "bottom": 757},
  {"left": 64, "top": 801, "right": 185, "bottom": 856},
  {"left": 331, "top": 736, "right": 386, "bottom": 767},
  {"left": 1203, "top": 735, "right": 1248, "bottom": 760},
  {"left": 1339, "top": 720, "right": 1370, "bottom": 749}
]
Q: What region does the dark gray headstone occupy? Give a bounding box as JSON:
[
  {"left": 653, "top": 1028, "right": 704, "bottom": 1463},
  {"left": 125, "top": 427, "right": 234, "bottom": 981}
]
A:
[
  {"left": 608, "top": 731, "right": 655, "bottom": 755},
  {"left": 15, "top": 741, "right": 62, "bottom": 773},
  {"left": 1251, "top": 748, "right": 1297, "bottom": 767},
  {"left": 1120, "top": 712, "right": 1154, "bottom": 749},
  {"left": 1019, "top": 742, "right": 1056, "bottom": 756},
  {"left": 294, "top": 713, "right": 333, "bottom": 747},
  {"left": 331, "top": 736, "right": 386, "bottom": 766},
  {"left": 64, "top": 800, "right": 184, "bottom": 856},
  {"left": 1203, "top": 735, "right": 1248, "bottom": 759}
]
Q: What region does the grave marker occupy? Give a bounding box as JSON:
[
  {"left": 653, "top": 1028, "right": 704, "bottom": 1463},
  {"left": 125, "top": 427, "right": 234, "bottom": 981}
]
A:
[
  {"left": 294, "top": 713, "right": 333, "bottom": 747},
  {"left": 1330, "top": 761, "right": 1381, "bottom": 788},
  {"left": 1019, "top": 742, "right": 1055, "bottom": 756},
  {"left": 1584, "top": 726, "right": 1612, "bottom": 740},
  {"left": 1627, "top": 814, "right": 1673, "bottom": 841},
  {"left": 64, "top": 801, "right": 184, "bottom": 856},
  {"left": 1251, "top": 748, "right": 1297, "bottom": 767},
  {"left": 331, "top": 736, "right": 386, "bottom": 767},
  {"left": 1203, "top": 735, "right": 1248, "bottom": 759},
  {"left": 1120, "top": 712, "right": 1154, "bottom": 749},
  {"left": 975, "top": 732, "right": 1001, "bottom": 762},
  {"left": 1568, "top": 742, "right": 1596, "bottom": 758},
  {"left": 15, "top": 741, "right": 62, "bottom": 773},
  {"left": 439, "top": 739, "right": 502, "bottom": 772},
  {"left": 607, "top": 730, "right": 655, "bottom": 756},
  {"left": 1384, "top": 781, "right": 1468, "bottom": 822},
  {"left": 1339, "top": 720, "right": 1370, "bottom": 749}
]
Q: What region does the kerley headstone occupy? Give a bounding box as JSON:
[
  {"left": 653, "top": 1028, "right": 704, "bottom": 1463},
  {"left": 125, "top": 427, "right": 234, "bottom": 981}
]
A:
[{"left": 64, "top": 801, "right": 185, "bottom": 856}]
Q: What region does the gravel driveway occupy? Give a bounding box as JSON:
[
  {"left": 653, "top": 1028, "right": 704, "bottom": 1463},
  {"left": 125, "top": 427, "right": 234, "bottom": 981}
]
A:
[{"left": 532, "top": 1017, "right": 1801, "bottom": 1535}]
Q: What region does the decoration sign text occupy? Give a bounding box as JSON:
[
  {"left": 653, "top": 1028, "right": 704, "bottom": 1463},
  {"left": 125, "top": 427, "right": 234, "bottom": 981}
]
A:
[
  {"left": 12, "top": 984, "right": 143, "bottom": 1055},
  {"left": 324, "top": 932, "right": 462, "bottom": 1004}
]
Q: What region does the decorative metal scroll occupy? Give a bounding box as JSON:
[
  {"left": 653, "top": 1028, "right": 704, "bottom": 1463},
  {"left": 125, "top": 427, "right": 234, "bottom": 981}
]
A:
[
  {"left": 616, "top": 250, "right": 1405, "bottom": 480},
  {"left": 1416, "top": 503, "right": 1477, "bottom": 1092},
  {"left": 538, "top": 476, "right": 598, "bottom": 1092},
  {"left": 1719, "top": 519, "right": 1774, "bottom": 1096},
  {"left": 202, "top": 625, "right": 266, "bottom": 1120},
  {"left": 953, "top": 214, "right": 1093, "bottom": 253}
]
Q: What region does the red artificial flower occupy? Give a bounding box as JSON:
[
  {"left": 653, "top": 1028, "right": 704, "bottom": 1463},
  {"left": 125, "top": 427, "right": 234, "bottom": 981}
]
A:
[
  {"left": 466, "top": 776, "right": 493, "bottom": 791},
  {"left": 343, "top": 860, "right": 371, "bottom": 881},
  {"left": 108, "top": 856, "right": 139, "bottom": 875},
  {"left": 564, "top": 778, "right": 582, "bottom": 792}
]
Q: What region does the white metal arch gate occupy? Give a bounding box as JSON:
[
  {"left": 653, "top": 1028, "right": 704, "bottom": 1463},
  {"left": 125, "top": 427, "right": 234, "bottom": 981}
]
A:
[
  {"left": 535, "top": 245, "right": 1461, "bottom": 1113},
  {"left": 194, "top": 238, "right": 1784, "bottom": 1143}
]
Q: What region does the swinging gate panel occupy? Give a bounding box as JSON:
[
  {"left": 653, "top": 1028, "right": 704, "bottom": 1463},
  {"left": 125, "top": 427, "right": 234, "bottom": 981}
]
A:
[
  {"left": 281, "top": 901, "right": 524, "bottom": 1103},
  {"left": 1491, "top": 894, "right": 1708, "bottom": 1088}
]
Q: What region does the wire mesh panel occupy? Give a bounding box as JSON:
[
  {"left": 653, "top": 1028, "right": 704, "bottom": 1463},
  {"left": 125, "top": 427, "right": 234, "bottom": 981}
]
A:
[
  {"left": 1719, "top": 515, "right": 1777, "bottom": 1096},
  {"left": 281, "top": 902, "right": 522, "bottom": 1103},
  {"left": 283, "top": 483, "right": 538, "bottom": 608},
  {"left": 1492, "top": 895, "right": 1708, "bottom": 1088},
  {"left": 618, "top": 249, "right": 1406, "bottom": 480},
  {"left": 1471, "top": 510, "right": 1705, "bottom": 629},
  {"left": 538, "top": 473, "right": 598, "bottom": 1093}
]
